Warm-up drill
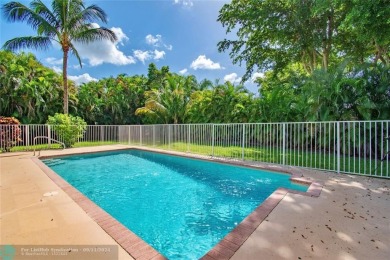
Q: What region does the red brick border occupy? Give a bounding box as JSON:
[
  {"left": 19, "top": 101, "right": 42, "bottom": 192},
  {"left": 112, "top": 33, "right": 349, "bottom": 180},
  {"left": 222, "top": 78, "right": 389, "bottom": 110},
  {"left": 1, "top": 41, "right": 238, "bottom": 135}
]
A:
[{"left": 32, "top": 148, "right": 322, "bottom": 260}]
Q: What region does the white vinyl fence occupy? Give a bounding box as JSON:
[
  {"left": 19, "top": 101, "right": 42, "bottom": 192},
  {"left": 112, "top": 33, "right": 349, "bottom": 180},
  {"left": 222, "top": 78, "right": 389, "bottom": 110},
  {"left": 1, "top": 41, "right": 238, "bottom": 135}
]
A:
[{"left": 1, "top": 121, "right": 389, "bottom": 178}]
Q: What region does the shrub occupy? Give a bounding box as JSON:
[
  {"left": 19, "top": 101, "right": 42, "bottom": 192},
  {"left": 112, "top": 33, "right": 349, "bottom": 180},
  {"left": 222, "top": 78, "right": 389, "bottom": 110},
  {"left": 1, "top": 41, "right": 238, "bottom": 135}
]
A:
[
  {"left": 46, "top": 113, "right": 87, "bottom": 147},
  {"left": 0, "top": 116, "right": 22, "bottom": 152}
]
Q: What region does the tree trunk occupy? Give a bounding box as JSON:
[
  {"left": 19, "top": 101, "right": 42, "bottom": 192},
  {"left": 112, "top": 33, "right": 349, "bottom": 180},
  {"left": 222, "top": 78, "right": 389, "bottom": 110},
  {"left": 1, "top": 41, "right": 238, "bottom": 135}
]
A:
[
  {"left": 63, "top": 50, "right": 69, "bottom": 114},
  {"left": 374, "top": 40, "right": 389, "bottom": 65},
  {"left": 323, "top": 49, "right": 329, "bottom": 70},
  {"left": 322, "top": 9, "right": 334, "bottom": 71}
]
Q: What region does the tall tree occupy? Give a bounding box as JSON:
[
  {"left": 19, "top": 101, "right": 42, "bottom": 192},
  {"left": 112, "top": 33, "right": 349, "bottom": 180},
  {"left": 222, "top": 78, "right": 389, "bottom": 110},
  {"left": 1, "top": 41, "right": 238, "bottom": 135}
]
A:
[
  {"left": 146, "top": 63, "right": 171, "bottom": 90},
  {"left": 217, "top": 0, "right": 349, "bottom": 80},
  {"left": 2, "top": 0, "right": 117, "bottom": 114},
  {"left": 136, "top": 74, "right": 194, "bottom": 124},
  {"left": 339, "top": 0, "right": 390, "bottom": 65}
]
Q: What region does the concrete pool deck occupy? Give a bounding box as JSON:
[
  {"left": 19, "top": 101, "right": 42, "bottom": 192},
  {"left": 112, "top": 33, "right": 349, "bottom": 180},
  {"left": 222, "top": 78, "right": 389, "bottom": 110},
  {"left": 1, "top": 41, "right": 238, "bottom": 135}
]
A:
[{"left": 1, "top": 145, "right": 389, "bottom": 259}]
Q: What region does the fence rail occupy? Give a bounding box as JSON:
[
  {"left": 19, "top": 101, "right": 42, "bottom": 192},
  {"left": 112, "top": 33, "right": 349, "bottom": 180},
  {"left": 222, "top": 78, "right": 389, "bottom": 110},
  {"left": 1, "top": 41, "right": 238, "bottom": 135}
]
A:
[{"left": 1, "top": 121, "right": 389, "bottom": 178}]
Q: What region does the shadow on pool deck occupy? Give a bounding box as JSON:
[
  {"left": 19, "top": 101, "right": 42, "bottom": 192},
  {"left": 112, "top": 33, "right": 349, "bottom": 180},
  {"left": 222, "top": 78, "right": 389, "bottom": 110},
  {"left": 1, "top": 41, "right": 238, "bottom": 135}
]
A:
[
  {"left": 230, "top": 173, "right": 390, "bottom": 260},
  {"left": 1, "top": 145, "right": 389, "bottom": 260}
]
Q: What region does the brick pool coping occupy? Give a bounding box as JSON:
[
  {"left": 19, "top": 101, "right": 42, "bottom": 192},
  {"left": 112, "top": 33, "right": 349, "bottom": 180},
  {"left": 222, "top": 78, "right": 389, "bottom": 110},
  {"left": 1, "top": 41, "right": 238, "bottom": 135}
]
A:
[{"left": 32, "top": 147, "right": 322, "bottom": 260}]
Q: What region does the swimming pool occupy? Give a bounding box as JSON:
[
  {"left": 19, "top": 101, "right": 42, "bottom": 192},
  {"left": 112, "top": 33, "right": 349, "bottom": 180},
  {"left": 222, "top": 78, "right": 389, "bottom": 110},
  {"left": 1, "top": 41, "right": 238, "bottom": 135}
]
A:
[{"left": 43, "top": 149, "right": 308, "bottom": 259}]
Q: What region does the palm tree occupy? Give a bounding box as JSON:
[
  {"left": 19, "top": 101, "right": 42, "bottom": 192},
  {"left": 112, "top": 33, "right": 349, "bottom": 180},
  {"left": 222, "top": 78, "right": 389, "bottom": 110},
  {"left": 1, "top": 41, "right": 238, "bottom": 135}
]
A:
[
  {"left": 136, "top": 75, "right": 191, "bottom": 124},
  {"left": 2, "top": 0, "right": 117, "bottom": 114}
]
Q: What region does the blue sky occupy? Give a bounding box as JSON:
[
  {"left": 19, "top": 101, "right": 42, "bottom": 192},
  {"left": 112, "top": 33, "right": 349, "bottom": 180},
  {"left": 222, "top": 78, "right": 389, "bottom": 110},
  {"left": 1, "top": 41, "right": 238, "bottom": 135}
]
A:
[{"left": 0, "top": 0, "right": 262, "bottom": 93}]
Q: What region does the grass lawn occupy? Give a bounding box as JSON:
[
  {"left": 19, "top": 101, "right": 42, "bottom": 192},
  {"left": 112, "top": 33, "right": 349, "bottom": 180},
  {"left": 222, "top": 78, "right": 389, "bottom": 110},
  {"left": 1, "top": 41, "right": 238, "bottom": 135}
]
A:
[
  {"left": 3, "top": 140, "right": 388, "bottom": 177},
  {"left": 5, "top": 141, "right": 121, "bottom": 152},
  {"left": 152, "top": 142, "right": 389, "bottom": 178}
]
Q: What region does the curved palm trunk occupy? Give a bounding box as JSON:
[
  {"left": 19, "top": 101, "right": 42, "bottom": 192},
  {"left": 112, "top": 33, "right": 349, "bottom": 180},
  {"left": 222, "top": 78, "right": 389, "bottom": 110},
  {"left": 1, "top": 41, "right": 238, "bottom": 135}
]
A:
[{"left": 63, "top": 50, "right": 69, "bottom": 114}]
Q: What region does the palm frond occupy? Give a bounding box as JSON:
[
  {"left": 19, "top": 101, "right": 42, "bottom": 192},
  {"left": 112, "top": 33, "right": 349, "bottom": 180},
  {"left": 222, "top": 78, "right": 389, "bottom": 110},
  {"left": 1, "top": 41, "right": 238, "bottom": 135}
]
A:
[
  {"left": 64, "top": 0, "right": 85, "bottom": 29},
  {"left": 69, "top": 42, "right": 82, "bottom": 68},
  {"left": 73, "top": 26, "right": 117, "bottom": 43},
  {"left": 135, "top": 107, "right": 155, "bottom": 116},
  {"left": 2, "top": 1, "right": 54, "bottom": 34},
  {"left": 68, "top": 4, "right": 108, "bottom": 28},
  {"left": 2, "top": 2, "right": 32, "bottom": 22},
  {"left": 31, "top": 0, "right": 58, "bottom": 29},
  {"left": 51, "top": 0, "right": 82, "bottom": 29},
  {"left": 82, "top": 5, "right": 108, "bottom": 23},
  {"left": 50, "top": 0, "right": 63, "bottom": 25},
  {"left": 2, "top": 36, "right": 51, "bottom": 51},
  {"left": 145, "top": 100, "right": 167, "bottom": 113}
]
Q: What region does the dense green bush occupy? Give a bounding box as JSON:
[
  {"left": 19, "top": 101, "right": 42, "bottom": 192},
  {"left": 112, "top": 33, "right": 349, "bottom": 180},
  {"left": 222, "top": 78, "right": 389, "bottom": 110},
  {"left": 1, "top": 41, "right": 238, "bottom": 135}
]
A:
[
  {"left": 0, "top": 51, "right": 78, "bottom": 123},
  {"left": 0, "top": 116, "right": 22, "bottom": 152},
  {"left": 46, "top": 113, "right": 87, "bottom": 147}
]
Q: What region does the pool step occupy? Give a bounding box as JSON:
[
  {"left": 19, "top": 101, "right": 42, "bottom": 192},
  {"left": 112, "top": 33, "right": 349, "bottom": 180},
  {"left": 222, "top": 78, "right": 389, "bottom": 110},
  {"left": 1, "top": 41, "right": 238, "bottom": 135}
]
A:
[{"left": 43, "top": 159, "right": 65, "bottom": 166}]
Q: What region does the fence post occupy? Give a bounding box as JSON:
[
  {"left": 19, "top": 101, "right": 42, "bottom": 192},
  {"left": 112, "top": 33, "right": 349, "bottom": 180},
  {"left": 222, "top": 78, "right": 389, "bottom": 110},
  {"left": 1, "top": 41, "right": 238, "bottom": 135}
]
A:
[
  {"left": 187, "top": 125, "right": 190, "bottom": 152},
  {"left": 153, "top": 125, "right": 156, "bottom": 147},
  {"left": 337, "top": 122, "right": 340, "bottom": 173},
  {"left": 242, "top": 124, "right": 245, "bottom": 160},
  {"left": 128, "top": 125, "right": 131, "bottom": 145},
  {"left": 140, "top": 125, "right": 142, "bottom": 146},
  {"left": 47, "top": 125, "right": 51, "bottom": 148},
  {"left": 116, "top": 125, "right": 119, "bottom": 143},
  {"left": 25, "top": 125, "right": 30, "bottom": 149},
  {"left": 168, "top": 125, "right": 171, "bottom": 149},
  {"left": 100, "top": 125, "right": 104, "bottom": 143},
  {"left": 283, "top": 123, "right": 286, "bottom": 165},
  {"left": 212, "top": 124, "right": 215, "bottom": 157}
]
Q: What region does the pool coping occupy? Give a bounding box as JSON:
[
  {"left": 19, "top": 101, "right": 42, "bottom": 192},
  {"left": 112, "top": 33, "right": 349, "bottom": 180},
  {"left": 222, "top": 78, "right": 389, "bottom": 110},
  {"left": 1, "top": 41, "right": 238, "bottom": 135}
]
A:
[{"left": 32, "top": 147, "right": 322, "bottom": 260}]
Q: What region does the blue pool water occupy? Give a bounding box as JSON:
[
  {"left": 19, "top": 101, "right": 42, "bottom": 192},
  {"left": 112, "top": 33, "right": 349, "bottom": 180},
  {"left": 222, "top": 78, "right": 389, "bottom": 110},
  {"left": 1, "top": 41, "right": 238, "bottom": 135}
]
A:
[{"left": 43, "top": 150, "right": 307, "bottom": 259}]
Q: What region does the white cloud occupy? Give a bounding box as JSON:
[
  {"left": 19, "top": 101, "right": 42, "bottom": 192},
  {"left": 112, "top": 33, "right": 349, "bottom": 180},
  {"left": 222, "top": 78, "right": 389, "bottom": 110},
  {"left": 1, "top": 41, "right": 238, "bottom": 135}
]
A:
[
  {"left": 145, "top": 34, "right": 173, "bottom": 51},
  {"left": 146, "top": 34, "right": 162, "bottom": 46},
  {"left": 68, "top": 73, "right": 98, "bottom": 85},
  {"left": 51, "top": 66, "right": 62, "bottom": 73},
  {"left": 153, "top": 50, "right": 165, "bottom": 60},
  {"left": 74, "top": 25, "right": 136, "bottom": 66},
  {"left": 45, "top": 57, "right": 63, "bottom": 65},
  {"left": 134, "top": 50, "right": 151, "bottom": 64},
  {"left": 111, "top": 27, "right": 129, "bottom": 46},
  {"left": 224, "top": 73, "right": 242, "bottom": 84},
  {"left": 173, "top": 0, "right": 194, "bottom": 7},
  {"left": 46, "top": 56, "right": 84, "bottom": 70},
  {"left": 251, "top": 72, "right": 264, "bottom": 82},
  {"left": 190, "top": 55, "right": 224, "bottom": 70},
  {"left": 134, "top": 49, "right": 166, "bottom": 63},
  {"left": 179, "top": 68, "right": 188, "bottom": 75}
]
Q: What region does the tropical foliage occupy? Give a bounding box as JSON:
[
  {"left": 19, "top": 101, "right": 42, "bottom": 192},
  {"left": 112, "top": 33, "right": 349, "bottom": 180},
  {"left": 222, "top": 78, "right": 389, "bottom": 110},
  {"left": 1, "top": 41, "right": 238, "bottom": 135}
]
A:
[
  {"left": 216, "top": 0, "right": 389, "bottom": 122},
  {"left": 0, "top": 116, "right": 21, "bottom": 152},
  {"left": 1, "top": 51, "right": 389, "bottom": 125},
  {"left": 77, "top": 74, "right": 147, "bottom": 125},
  {"left": 46, "top": 113, "right": 86, "bottom": 147},
  {"left": 136, "top": 74, "right": 197, "bottom": 124},
  {"left": 217, "top": 0, "right": 390, "bottom": 80},
  {"left": 0, "top": 51, "right": 77, "bottom": 123},
  {"left": 187, "top": 81, "right": 255, "bottom": 123},
  {"left": 2, "top": 0, "right": 117, "bottom": 114}
]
